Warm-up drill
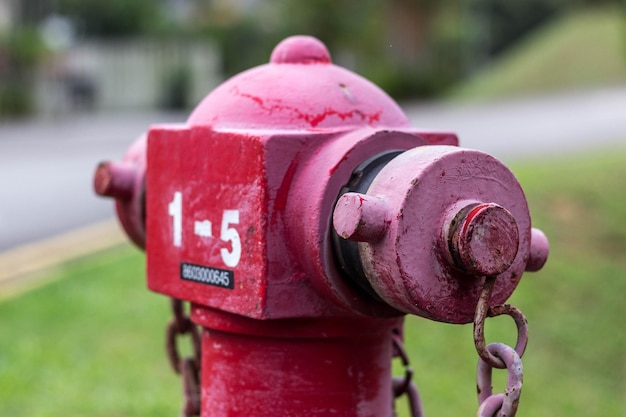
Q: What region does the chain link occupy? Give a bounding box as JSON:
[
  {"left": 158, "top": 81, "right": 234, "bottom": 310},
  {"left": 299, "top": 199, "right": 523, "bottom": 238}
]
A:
[
  {"left": 476, "top": 343, "right": 523, "bottom": 417},
  {"left": 392, "top": 328, "right": 425, "bottom": 417},
  {"left": 166, "top": 298, "right": 201, "bottom": 417},
  {"left": 473, "top": 276, "right": 528, "bottom": 417}
]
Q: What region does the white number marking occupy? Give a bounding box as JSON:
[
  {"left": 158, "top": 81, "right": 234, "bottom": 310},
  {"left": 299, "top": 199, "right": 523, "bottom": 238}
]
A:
[
  {"left": 194, "top": 220, "right": 213, "bottom": 237},
  {"left": 168, "top": 192, "right": 241, "bottom": 267},
  {"left": 168, "top": 191, "right": 183, "bottom": 247},
  {"left": 220, "top": 210, "right": 241, "bottom": 267}
]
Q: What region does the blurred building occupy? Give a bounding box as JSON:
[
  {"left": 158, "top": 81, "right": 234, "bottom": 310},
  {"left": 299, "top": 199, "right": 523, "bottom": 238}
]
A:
[
  {"left": 0, "top": 0, "right": 17, "bottom": 31},
  {"left": 35, "top": 38, "right": 220, "bottom": 115},
  {"left": 1, "top": 0, "right": 221, "bottom": 117}
]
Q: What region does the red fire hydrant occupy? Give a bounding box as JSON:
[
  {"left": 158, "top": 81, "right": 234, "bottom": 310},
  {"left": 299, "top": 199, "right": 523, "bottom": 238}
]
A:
[{"left": 95, "top": 36, "right": 548, "bottom": 417}]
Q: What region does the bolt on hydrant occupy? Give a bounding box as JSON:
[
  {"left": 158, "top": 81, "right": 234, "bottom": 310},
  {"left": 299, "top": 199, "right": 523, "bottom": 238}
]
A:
[{"left": 95, "top": 36, "right": 549, "bottom": 417}]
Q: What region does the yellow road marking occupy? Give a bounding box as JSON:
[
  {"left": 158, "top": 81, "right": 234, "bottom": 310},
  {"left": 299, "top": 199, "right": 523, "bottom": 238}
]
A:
[{"left": 0, "top": 220, "right": 129, "bottom": 300}]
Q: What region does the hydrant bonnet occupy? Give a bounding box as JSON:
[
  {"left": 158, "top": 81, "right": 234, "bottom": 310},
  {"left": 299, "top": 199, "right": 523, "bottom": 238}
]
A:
[{"left": 187, "top": 35, "right": 410, "bottom": 130}]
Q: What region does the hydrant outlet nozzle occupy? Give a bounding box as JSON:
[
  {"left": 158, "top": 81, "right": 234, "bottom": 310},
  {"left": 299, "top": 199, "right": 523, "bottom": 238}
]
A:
[
  {"left": 94, "top": 160, "right": 137, "bottom": 201},
  {"left": 333, "top": 192, "right": 390, "bottom": 242}
]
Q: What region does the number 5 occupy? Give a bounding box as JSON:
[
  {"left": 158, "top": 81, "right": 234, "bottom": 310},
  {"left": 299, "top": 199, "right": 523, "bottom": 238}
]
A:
[{"left": 220, "top": 210, "right": 241, "bottom": 267}]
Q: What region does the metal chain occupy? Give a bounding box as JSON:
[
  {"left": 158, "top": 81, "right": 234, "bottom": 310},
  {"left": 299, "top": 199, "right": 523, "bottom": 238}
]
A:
[
  {"left": 392, "top": 328, "right": 425, "bottom": 417},
  {"left": 166, "top": 298, "right": 202, "bottom": 417},
  {"left": 473, "top": 276, "right": 528, "bottom": 417}
]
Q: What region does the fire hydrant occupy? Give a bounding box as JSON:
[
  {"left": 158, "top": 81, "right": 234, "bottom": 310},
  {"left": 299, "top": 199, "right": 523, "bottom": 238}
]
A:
[{"left": 95, "top": 36, "right": 548, "bottom": 417}]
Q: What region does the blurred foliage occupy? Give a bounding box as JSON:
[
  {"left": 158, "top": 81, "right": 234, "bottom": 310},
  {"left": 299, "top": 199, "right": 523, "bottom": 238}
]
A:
[
  {"left": 0, "top": 82, "right": 33, "bottom": 117},
  {"left": 159, "top": 64, "right": 192, "bottom": 110},
  {"left": 194, "top": 0, "right": 624, "bottom": 99},
  {"left": 5, "top": 0, "right": 625, "bottom": 111},
  {"left": 0, "top": 27, "right": 46, "bottom": 117},
  {"left": 466, "top": 0, "right": 564, "bottom": 57},
  {"left": 56, "top": 0, "right": 161, "bottom": 38},
  {"left": 451, "top": 7, "right": 626, "bottom": 100},
  {"left": 0, "top": 27, "right": 45, "bottom": 68}
]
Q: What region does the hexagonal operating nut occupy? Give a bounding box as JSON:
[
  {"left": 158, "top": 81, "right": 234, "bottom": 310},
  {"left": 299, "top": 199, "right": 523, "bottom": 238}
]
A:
[{"left": 444, "top": 202, "right": 520, "bottom": 277}]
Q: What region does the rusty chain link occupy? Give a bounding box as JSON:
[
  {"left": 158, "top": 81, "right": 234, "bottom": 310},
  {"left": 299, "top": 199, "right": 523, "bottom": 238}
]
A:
[
  {"left": 473, "top": 276, "right": 528, "bottom": 417},
  {"left": 392, "top": 328, "right": 425, "bottom": 417},
  {"left": 166, "top": 298, "right": 201, "bottom": 417},
  {"left": 476, "top": 343, "right": 523, "bottom": 417}
]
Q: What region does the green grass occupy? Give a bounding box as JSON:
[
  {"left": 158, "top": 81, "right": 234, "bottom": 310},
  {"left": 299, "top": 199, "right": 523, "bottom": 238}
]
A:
[
  {"left": 0, "top": 246, "right": 180, "bottom": 417},
  {"left": 450, "top": 7, "right": 626, "bottom": 101},
  {"left": 2, "top": 148, "right": 626, "bottom": 416}
]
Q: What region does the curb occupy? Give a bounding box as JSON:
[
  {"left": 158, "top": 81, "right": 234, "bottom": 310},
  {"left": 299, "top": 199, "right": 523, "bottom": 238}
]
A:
[{"left": 0, "top": 219, "right": 129, "bottom": 301}]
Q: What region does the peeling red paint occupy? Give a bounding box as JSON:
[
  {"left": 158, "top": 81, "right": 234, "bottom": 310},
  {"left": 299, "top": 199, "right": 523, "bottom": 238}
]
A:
[
  {"left": 461, "top": 204, "right": 485, "bottom": 238},
  {"left": 273, "top": 158, "right": 299, "bottom": 212},
  {"left": 229, "top": 85, "right": 385, "bottom": 129}
]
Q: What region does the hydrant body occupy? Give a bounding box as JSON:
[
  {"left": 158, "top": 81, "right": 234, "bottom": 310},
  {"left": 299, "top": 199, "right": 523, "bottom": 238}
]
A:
[{"left": 95, "top": 36, "right": 548, "bottom": 417}]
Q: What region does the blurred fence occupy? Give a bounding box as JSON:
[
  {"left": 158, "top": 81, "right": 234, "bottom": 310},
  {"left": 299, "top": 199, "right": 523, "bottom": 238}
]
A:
[{"left": 34, "top": 39, "right": 220, "bottom": 116}]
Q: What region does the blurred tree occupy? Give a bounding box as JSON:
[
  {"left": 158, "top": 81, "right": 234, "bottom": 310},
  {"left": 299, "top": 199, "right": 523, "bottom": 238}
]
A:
[
  {"left": 159, "top": 0, "right": 624, "bottom": 99},
  {"left": 13, "top": 0, "right": 618, "bottom": 105},
  {"left": 57, "top": 0, "right": 161, "bottom": 37},
  {"left": 277, "top": 0, "right": 382, "bottom": 54},
  {"left": 0, "top": 27, "right": 45, "bottom": 117},
  {"left": 467, "top": 0, "right": 564, "bottom": 58}
]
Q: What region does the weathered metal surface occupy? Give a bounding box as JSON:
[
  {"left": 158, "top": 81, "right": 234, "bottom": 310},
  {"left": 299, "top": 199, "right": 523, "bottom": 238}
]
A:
[
  {"left": 166, "top": 299, "right": 201, "bottom": 417},
  {"left": 144, "top": 40, "right": 458, "bottom": 319},
  {"left": 473, "top": 276, "right": 528, "bottom": 368},
  {"left": 333, "top": 192, "right": 390, "bottom": 242},
  {"left": 527, "top": 227, "right": 550, "bottom": 272},
  {"left": 472, "top": 275, "right": 527, "bottom": 417},
  {"left": 338, "top": 146, "right": 533, "bottom": 323},
  {"left": 476, "top": 343, "right": 524, "bottom": 417},
  {"left": 193, "top": 306, "right": 401, "bottom": 417},
  {"left": 446, "top": 202, "right": 519, "bottom": 277},
  {"left": 392, "top": 330, "right": 425, "bottom": 417}
]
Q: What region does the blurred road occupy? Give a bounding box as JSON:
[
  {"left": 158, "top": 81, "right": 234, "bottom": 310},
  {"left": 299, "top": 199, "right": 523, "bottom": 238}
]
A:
[
  {"left": 1, "top": 86, "right": 625, "bottom": 251},
  {"left": 404, "top": 86, "right": 626, "bottom": 159},
  {"left": 0, "top": 112, "right": 185, "bottom": 252}
]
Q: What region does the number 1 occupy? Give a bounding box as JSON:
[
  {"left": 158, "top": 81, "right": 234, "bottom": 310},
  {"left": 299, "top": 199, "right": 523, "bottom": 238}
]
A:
[{"left": 168, "top": 191, "right": 182, "bottom": 247}]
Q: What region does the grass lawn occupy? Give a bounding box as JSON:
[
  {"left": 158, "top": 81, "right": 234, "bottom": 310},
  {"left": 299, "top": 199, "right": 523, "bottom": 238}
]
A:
[
  {"left": 1, "top": 147, "right": 626, "bottom": 416},
  {"left": 450, "top": 6, "right": 626, "bottom": 101},
  {"left": 0, "top": 246, "right": 181, "bottom": 416}
]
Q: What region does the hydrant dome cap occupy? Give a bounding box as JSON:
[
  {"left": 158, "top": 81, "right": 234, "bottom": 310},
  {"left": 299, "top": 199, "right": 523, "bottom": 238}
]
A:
[
  {"left": 270, "top": 35, "right": 331, "bottom": 64},
  {"left": 187, "top": 36, "right": 409, "bottom": 130}
]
